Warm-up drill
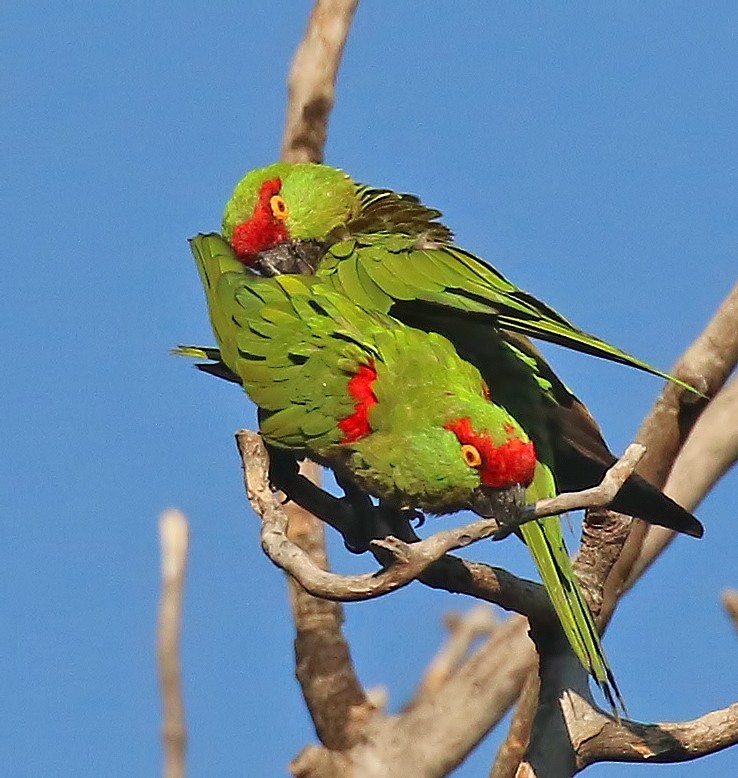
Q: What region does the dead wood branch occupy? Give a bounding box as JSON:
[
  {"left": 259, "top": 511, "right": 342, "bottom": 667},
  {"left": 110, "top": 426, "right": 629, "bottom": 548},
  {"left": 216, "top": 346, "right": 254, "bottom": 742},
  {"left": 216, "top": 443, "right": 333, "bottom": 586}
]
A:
[
  {"left": 158, "top": 509, "right": 189, "bottom": 778},
  {"left": 603, "top": 280, "right": 738, "bottom": 610},
  {"left": 236, "top": 430, "right": 372, "bottom": 749},
  {"left": 533, "top": 444, "right": 645, "bottom": 518},
  {"left": 723, "top": 589, "right": 738, "bottom": 634},
  {"left": 282, "top": 0, "right": 360, "bottom": 163},
  {"left": 273, "top": 0, "right": 369, "bottom": 751},
  {"left": 518, "top": 678, "right": 738, "bottom": 776},
  {"left": 237, "top": 430, "right": 644, "bottom": 608},
  {"left": 569, "top": 696, "right": 738, "bottom": 769}
]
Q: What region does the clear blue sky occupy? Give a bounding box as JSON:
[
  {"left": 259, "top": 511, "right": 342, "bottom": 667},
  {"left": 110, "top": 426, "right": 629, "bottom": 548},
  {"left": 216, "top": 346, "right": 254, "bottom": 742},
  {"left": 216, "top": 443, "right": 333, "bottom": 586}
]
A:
[{"left": 4, "top": 2, "right": 737, "bottom": 775}]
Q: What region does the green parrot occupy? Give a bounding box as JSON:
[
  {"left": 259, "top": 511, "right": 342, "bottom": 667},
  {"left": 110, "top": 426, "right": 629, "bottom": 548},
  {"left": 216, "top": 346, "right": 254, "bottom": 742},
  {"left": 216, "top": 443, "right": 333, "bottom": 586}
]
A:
[
  {"left": 210, "top": 161, "right": 703, "bottom": 538},
  {"left": 185, "top": 232, "right": 627, "bottom": 709}
]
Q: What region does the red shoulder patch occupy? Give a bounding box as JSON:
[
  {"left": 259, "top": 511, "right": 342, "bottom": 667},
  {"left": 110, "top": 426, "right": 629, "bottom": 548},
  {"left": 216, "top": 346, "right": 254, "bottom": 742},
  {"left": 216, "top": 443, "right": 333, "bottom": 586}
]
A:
[
  {"left": 444, "top": 416, "right": 537, "bottom": 488},
  {"left": 338, "top": 362, "right": 378, "bottom": 443}
]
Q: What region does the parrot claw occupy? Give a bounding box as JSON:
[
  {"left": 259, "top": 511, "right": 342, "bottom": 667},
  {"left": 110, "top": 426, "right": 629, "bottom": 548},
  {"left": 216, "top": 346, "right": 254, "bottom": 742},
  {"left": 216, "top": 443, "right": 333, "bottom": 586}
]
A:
[{"left": 409, "top": 508, "right": 425, "bottom": 528}]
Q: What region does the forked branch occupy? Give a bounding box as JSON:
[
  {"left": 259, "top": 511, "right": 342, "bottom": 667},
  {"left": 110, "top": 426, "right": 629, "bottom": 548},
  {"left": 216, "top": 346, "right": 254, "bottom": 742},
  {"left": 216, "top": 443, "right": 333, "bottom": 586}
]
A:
[{"left": 237, "top": 430, "right": 645, "bottom": 606}]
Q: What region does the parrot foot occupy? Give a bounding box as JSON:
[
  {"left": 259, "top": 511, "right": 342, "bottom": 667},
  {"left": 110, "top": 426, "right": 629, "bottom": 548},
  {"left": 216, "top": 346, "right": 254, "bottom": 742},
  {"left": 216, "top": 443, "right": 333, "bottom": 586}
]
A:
[{"left": 491, "top": 503, "right": 539, "bottom": 541}]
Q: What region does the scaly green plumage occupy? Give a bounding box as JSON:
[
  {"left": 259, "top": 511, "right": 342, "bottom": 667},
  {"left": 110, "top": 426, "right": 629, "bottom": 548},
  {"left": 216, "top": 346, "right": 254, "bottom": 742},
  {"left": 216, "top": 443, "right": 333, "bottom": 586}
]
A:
[
  {"left": 216, "top": 163, "right": 703, "bottom": 541},
  {"left": 182, "top": 164, "right": 705, "bottom": 711},
  {"left": 221, "top": 162, "right": 698, "bottom": 392},
  {"left": 184, "top": 233, "right": 622, "bottom": 710}
]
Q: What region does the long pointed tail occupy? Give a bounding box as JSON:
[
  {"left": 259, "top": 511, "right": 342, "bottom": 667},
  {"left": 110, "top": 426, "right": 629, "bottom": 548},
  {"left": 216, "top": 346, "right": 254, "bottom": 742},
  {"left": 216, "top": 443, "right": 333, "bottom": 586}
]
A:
[{"left": 520, "top": 516, "right": 624, "bottom": 713}]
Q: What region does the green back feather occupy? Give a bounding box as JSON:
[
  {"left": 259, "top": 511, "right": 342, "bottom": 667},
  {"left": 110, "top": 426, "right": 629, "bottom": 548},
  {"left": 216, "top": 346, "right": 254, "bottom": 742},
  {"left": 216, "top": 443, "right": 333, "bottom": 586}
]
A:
[
  {"left": 221, "top": 162, "right": 696, "bottom": 393},
  {"left": 317, "top": 232, "right": 697, "bottom": 393}
]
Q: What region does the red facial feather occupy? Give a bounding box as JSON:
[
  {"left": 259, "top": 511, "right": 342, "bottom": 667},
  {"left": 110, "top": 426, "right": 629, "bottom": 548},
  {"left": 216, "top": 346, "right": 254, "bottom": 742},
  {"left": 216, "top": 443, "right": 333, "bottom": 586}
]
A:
[
  {"left": 338, "top": 362, "right": 378, "bottom": 443},
  {"left": 444, "top": 417, "right": 537, "bottom": 488},
  {"left": 231, "top": 177, "right": 289, "bottom": 263}
]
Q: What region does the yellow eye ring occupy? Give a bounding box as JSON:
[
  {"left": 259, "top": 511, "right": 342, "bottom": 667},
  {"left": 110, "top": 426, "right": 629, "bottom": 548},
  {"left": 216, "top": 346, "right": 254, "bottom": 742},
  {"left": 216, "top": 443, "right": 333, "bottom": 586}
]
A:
[
  {"left": 269, "top": 194, "right": 289, "bottom": 221},
  {"left": 461, "top": 444, "right": 482, "bottom": 468}
]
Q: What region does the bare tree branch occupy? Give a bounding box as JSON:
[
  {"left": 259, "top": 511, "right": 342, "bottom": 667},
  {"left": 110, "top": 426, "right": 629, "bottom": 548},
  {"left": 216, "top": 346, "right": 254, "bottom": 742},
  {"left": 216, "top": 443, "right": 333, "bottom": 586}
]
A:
[
  {"left": 236, "top": 430, "right": 372, "bottom": 749},
  {"left": 517, "top": 675, "right": 738, "bottom": 777},
  {"left": 282, "top": 0, "right": 360, "bottom": 163},
  {"left": 603, "top": 280, "right": 738, "bottom": 611},
  {"left": 158, "top": 509, "right": 189, "bottom": 778},
  {"left": 411, "top": 606, "right": 497, "bottom": 702},
  {"left": 535, "top": 445, "right": 646, "bottom": 518},
  {"left": 238, "top": 430, "right": 644, "bottom": 608},
  {"left": 625, "top": 374, "right": 738, "bottom": 587},
  {"left": 723, "top": 589, "right": 738, "bottom": 634},
  {"left": 570, "top": 697, "right": 738, "bottom": 769}
]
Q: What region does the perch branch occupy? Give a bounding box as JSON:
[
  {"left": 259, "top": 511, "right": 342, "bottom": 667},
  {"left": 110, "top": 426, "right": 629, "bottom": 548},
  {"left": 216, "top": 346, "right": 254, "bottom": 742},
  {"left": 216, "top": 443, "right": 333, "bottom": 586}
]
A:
[
  {"left": 157, "top": 509, "right": 189, "bottom": 778},
  {"left": 238, "top": 430, "right": 644, "bottom": 606},
  {"left": 532, "top": 444, "right": 645, "bottom": 519},
  {"left": 236, "top": 430, "right": 371, "bottom": 749}
]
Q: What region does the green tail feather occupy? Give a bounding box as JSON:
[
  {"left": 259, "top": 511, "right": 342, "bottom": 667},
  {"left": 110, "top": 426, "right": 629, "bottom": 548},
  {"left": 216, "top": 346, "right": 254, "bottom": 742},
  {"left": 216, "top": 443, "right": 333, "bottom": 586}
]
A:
[
  {"left": 525, "top": 465, "right": 624, "bottom": 713},
  {"left": 520, "top": 518, "right": 624, "bottom": 713}
]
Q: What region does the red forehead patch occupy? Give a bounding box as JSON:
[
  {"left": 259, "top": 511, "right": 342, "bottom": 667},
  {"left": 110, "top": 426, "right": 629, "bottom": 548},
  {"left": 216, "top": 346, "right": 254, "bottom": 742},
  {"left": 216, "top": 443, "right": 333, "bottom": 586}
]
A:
[
  {"left": 231, "top": 177, "right": 289, "bottom": 262},
  {"left": 444, "top": 416, "right": 537, "bottom": 489}
]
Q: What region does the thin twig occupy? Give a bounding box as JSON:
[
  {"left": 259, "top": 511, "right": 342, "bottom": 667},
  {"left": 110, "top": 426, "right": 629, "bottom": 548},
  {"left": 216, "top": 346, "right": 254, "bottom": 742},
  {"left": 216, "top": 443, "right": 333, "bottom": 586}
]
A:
[
  {"left": 723, "top": 589, "right": 738, "bottom": 635},
  {"left": 532, "top": 444, "right": 645, "bottom": 518},
  {"left": 158, "top": 509, "right": 189, "bottom": 778}
]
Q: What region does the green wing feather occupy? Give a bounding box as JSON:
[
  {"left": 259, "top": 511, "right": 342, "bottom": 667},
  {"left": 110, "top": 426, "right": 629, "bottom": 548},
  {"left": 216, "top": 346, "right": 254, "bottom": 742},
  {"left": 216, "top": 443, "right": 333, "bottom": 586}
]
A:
[
  {"left": 317, "top": 231, "right": 697, "bottom": 393},
  {"left": 340, "top": 185, "right": 454, "bottom": 243},
  {"left": 187, "top": 234, "right": 386, "bottom": 451}
]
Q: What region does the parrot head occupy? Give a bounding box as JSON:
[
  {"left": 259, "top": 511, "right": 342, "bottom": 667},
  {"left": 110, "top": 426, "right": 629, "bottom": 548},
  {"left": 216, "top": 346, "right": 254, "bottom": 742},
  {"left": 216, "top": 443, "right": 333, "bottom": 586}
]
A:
[
  {"left": 344, "top": 397, "right": 540, "bottom": 518},
  {"left": 222, "top": 162, "right": 360, "bottom": 264}
]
